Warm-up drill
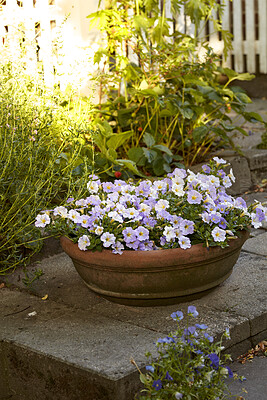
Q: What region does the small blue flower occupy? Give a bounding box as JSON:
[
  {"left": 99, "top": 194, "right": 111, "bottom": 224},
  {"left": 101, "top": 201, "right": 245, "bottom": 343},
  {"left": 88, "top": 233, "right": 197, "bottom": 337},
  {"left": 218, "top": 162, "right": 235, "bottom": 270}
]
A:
[
  {"left": 171, "top": 311, "right": 184, "bottom": 321},
  {"left": 145, "top": 365, "right": 154, "bottom": 373},
  {"left": 157, "top": 336, "right": 175, "bottom": 344},
  {"left": 188, "top": 305, "right": 199, "bottom": 317},
  {"left": 175, "top": 392, "right": 183, "bottom": 399},
  {"left": 196, "top": 323, "right": 208, "bottom": 330},
  {"left": 226, "top": 366, "right": 233, "bottom": 378},
  {"left": 208, "top": 353, "right": 220, "bottom": 369},
  {"left": 165, "top": 371, "right": 173, "bottom": 381},
  {"left": 152, "top": 379, "right": 162, "bottom": 391},
  {"left": 184, "top": 326, "right": 197, "bottom": 336},
  {"left": 204, "top": 332, "right": 214, "bottom": 343}
]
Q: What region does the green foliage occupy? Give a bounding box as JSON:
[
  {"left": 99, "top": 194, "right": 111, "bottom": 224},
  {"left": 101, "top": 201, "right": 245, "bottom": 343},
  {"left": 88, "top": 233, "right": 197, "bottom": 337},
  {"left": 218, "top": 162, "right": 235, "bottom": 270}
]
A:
[
  {"left": 87, "top": 0, "right": 265, "bottom": 174},
  {"left": 0, "top": 62, "right": 94, "bottom": 275}
]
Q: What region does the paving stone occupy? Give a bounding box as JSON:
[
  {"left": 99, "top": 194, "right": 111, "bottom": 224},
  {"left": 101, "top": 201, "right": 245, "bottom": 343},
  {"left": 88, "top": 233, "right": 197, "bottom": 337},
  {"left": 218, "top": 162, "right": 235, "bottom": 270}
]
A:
[{"left": 242, "top": 232, "right": 267, "bottom": 256}]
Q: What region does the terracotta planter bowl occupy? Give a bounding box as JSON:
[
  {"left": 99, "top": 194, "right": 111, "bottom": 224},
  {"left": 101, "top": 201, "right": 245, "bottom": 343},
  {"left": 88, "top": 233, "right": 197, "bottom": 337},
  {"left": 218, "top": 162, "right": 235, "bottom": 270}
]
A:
[{"left": 60, "top": 230, "right": 249, "bottom": 306}]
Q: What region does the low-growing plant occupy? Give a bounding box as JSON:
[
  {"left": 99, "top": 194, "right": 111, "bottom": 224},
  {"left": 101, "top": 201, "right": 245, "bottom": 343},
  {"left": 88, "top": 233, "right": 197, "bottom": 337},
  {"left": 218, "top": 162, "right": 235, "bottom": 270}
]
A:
[{"left": 134, "top": 306, "right": 245, "bottom": 400}]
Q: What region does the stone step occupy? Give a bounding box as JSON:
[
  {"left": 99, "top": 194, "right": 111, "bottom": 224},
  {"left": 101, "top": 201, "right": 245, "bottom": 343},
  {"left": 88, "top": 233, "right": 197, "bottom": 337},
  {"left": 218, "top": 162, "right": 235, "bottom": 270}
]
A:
[{"left": 1, "top": 234, "right": 267, "bottom": 400}]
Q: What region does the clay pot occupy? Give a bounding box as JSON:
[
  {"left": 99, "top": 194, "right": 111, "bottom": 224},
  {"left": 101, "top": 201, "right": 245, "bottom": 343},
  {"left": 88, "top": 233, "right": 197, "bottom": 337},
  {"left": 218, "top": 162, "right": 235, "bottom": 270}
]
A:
[{"left": 60, "top": 230, "right": 249, "bottom": 306}]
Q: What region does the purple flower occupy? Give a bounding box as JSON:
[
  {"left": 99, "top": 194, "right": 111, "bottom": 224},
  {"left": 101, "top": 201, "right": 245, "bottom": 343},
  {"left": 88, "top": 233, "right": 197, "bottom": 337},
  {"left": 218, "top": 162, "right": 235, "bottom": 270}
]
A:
[
  {"left": 204, "top": 332, "right": 214, "bottom": 342},
  {"left": 112, "top": 241, "right": 124, "bottom": 255},
  {"left": 217, "top": 169, "right": 226, "bottom": 178},
  {"left": 145, "top": 365, "right": 155, "bottom": 373},
  {"left": 202, "top": 164, "right": 211, "bottom": 173},
  {"left": 152, "top": 379, "right": 162, "bottom": 391},
  {"left": 255, "top": 208, "right": 265, "bottom": 222},
  {"left": 165, "top": 371, "right": 173, "bottom": 381},
  {"left": 210, "top": 213, "right": 221, "bottom": 224},
  {"left": 187, "top": 190, "right": 202, "bottom": 204},
  {"left": 171, "top": 311, "right": 184, "bottom": 321},
  {"left": 157, "top": 336, "right": 175, "bottom": 344},
  {"left": 126, "top": 241, "right": 140, "bottom": 250},
  {"left": 102, "top": 182, "right": 115, "bottom": 193},
  {"left": 180, "top": 219, "right": 194, "bottom": 235},
  {"left": 208, "top": 353, "right": 220, "bottom": 369},
  {"left": 175, "top": 393, "right": 183, "bottom": 399},
  {"left": 226, "top": 366, "right": 233, "bottom": 378},
  {"left": 184, "top": 326, "right": 197, "bottom": 336},
  {"left": 219, "top": 217, "right": 227, "bottom": 229},
  {"left": 195, "top": 324, "right": 208, "bottom": 330},
  {"left": 122, "top": 227, "right": 136, "bottom": 243},
  {"left": 188, "top": 306, "right": 199, "bottom": 317}
]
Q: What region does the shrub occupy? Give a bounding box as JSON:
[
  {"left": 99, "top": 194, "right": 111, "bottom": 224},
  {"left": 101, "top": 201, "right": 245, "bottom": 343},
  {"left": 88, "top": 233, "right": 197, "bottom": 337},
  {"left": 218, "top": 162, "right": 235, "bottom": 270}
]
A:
[{"left": 0, "top": 62, "right": 94, "bottom": 275}]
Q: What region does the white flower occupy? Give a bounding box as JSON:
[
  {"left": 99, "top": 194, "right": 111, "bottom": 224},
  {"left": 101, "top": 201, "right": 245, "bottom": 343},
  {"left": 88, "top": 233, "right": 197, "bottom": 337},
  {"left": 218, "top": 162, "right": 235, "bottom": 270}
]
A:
[
  {"left": 179, "top": 236, "right": 191, "bottom": 249},
  {"left": 78, "top": 235, "right": 90, "bottom": 251},
  {"left": 222, "top": 176, "right": 232, "bottom": 188},
  {"left": 53, "top": 206, "right": 68, "bottom": 218},
  {"left": 211, "top": 227, "right": 226, "bottom": 242},
  {"left": 153, "top": 180, "right": 167, "bottom": 191},
  {"left": 208, "top": 175, "right": 220, "bottom": 187},
  {"left": 101, "top": 232, "right": 116, "bottom": 247},
  {"left": 35, "top": 213, "right": 51, "bottom": 227},
  {"left": 172, "top": 175, "right": 184, "bottom": 185},
  {"left": 163, "top": 226, "right": 176, "bottom": 241},
  {"left": 213, "top": 156, "right": 226, "bottom": 164},
  {"left": 251, "top": 212, "right": 262, "bottom": 228},
  {"left": 124, "top": 207, "right": 140, "bottom": 219},
  {"left": 95, "top": 226, "right": 104, "bottom": 235},
  {"left": 228, "top": 168, "right": 236, "bottom": 182},
  {"left": 108, "top": 211, "right": 123, "bottom": 223},
  {"left": 87, "top": 180, "right": 99, "bottom": 193},
  {"left": 68, "top": 209, "right": 81, "bottom": 223},
  {"left": 139, "top": 203, "right": 151, "bottom": 215},
  {"left": 155, "top": 199, "right": 169, "bottom": 212},
  {"left": 112, "top": 241, "right": 124, "bottom": 255},
  {"left": 171, "top": 183, "right": 185, "bottom": 197}
]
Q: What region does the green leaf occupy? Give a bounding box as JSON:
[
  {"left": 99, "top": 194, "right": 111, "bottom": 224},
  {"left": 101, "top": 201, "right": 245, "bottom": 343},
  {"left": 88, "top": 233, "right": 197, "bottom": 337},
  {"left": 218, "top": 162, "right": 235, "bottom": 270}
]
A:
[
  {"left": 152, "top": 144, "right": 173, "bottom": 155},
  {"left": 127, "top": 147, "right": 147, "bottom": 166},
  {"left": 139, "top": 80, "right": 149, "bottom": 90},
  {"left": 159, "top": 109, "right": 174, "bottom": 117},
  {"left": 143, "top": 132, "right": 155, "bottom": 147},
  {"left": 234, "top": 72, "right": 255, "bottom": 82},
  {"left": 117, "top": 159, "right": 145, "bottom": 177},
  {"left": 107, "top": 131, "right": 133, "bottom": 150},
  {"left": 180, "top": 107, "right": 194, "bottom": 119},
  {"left": 143, "top": 148, "right": 158, "bottom": 163},
  {"left": 163, "top": 162, "right": 172, "bottom": 173},
  {"left": 153, "top": 157, "right": 165, "bottom": 176},
  {"left": 96, "top": 119, "right": 113, "bottom": 137},
  {"left": 235, "top": 92, "right": 252, "bottom": 104},
  {"left": 192, "top": 126, "right": 209, "bottom": 143},
  {"left": 106, "top": 148, "right": 117, "bottom": 161},
  {"left": 133, "top": 15, "right": 150, "bottom": 32},
  {"left": 243, "top": 111, "right": 264, "bottom": 123}
]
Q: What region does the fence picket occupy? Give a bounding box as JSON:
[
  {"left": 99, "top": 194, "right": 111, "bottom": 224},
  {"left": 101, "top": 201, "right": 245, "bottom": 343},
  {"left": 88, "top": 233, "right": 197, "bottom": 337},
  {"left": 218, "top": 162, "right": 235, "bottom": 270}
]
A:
[
  {"left": 258, "top": 0, "right": 267, "bottom": 73},
  {"left": 232, "top": 0, "right": 243, "bottom": 72},
  {"left": 245, "top": 0, "right": 256, "bottom": 72}
]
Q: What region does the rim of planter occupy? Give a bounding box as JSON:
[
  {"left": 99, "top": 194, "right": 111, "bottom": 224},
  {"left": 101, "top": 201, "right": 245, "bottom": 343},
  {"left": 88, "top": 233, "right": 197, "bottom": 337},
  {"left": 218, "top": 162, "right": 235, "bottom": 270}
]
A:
[{"left": 60, "top": 230, "right": 250, "bottom": 271}]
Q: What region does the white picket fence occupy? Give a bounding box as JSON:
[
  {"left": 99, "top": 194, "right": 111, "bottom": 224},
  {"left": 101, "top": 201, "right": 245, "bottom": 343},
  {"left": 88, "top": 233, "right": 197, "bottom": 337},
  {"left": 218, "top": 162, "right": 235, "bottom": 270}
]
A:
[{"left": 0, "top": 0, "right": 266, "bottom": 89}]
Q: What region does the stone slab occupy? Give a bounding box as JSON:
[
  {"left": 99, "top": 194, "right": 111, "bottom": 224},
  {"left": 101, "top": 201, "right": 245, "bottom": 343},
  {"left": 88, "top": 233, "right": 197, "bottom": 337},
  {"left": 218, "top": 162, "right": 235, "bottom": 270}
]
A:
[
  {"left": 227, "top": 356, "right": 267, "bottom": 400},
  {"left": 242, "top": 232, "right": 267, "bottom": 256}
]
